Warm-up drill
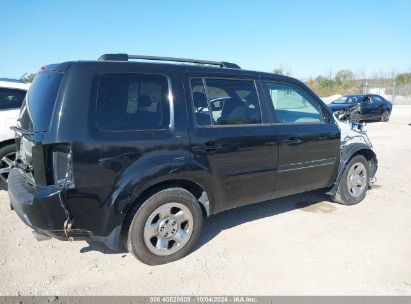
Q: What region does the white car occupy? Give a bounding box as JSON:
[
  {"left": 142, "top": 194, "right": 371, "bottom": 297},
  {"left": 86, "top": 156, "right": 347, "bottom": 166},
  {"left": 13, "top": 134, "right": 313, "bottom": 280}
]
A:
[{"left": 0, "top": 78, "right": 29, "bottom": 190}]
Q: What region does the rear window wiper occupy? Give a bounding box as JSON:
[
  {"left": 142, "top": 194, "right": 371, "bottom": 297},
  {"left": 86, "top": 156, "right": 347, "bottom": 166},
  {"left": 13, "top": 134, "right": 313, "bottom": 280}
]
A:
[{"left": 10, "top": 125, "right": 34, "bottom": 136}]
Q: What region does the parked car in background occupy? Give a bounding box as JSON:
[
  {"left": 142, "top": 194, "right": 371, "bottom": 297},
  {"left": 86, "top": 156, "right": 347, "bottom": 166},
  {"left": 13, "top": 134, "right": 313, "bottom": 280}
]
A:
[
  {"left": 327, "top": 94, "right": 392, "bottom": 122},
  {"left": 0, "top": 78, "right": 29, "bottom": 190},
  {"left": 9, "top": 54, "right": 377, "bottom": 265}
]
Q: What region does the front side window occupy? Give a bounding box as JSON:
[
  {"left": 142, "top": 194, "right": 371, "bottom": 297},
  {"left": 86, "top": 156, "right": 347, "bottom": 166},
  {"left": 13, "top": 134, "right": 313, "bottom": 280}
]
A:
[
  {"left": 363, "top": 96, "right": 373, "bottom": 104},
  {"left": 190, "top": 78, "right": 262, "bottom": 126},
  {"left": 263, "top": 82, "right": 324, "bottom": 123},
  {"left": 333, "top": 95, "right": 363, "bottom": 104},
  {"left": 0, "top": 88, "right": 26, "bottom": 110},
  {"left": 96, "top": 74, "right": 170, "bottom": 131}
]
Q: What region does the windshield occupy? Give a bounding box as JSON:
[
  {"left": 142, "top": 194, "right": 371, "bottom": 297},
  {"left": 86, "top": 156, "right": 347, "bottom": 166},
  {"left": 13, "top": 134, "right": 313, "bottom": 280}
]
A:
[
  {"left": 19, "top": 71, "right": 63, "bottom": 132},
  {"left": 333, "top": 95, "right": 363, "bottom": 104}
]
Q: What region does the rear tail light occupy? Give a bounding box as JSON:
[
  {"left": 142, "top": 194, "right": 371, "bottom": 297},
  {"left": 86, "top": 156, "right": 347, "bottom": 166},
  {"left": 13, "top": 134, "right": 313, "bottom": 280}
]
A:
[{"left": 51, "top": 145, "right": 75, "bottom": 188}]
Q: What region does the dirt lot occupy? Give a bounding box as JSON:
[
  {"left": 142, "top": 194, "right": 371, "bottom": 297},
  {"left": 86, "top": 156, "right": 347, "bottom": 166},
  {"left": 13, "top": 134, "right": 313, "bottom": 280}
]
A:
[{"left": 1, "top": 106, "right": 410, "bottom": 296}]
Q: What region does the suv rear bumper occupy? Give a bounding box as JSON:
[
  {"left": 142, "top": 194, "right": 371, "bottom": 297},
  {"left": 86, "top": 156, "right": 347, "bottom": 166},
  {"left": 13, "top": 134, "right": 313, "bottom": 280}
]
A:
[
  {"left": 8, "top": 168, "right": 123, "bottom": 250},
  {"left": 8, "top": 168, "right": 67, "bottom": 239}
]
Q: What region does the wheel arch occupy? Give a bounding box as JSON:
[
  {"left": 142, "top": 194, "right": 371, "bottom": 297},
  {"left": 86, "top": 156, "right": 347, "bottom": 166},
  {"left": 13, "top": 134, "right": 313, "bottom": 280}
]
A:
[
  {"left": 129, "top": 179, "right": 211, "bottom": 216},
  {"left": 351, "top": 148, "right": 377, "bottom": 177},
  {"left": 119, "top": 178, "right": 212, "bottom": 244},
  {"left": 327, "top": 143, "right": 378, "bottom": 196}
]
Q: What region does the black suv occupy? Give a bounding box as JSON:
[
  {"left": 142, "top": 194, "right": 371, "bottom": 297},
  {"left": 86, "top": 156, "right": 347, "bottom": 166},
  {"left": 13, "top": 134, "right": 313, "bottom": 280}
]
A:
[{"left": 9, "top": 54, "right": 377, "bottom": 265}]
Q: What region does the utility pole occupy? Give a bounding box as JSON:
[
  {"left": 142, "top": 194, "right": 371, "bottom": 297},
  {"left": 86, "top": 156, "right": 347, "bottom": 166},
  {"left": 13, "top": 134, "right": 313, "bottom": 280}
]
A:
[
  {"left": 392, "top": 81, "right": 396, "bottom": 103},
  {"left": 363, "top": 80, "right": 368, "bottom": 94}
]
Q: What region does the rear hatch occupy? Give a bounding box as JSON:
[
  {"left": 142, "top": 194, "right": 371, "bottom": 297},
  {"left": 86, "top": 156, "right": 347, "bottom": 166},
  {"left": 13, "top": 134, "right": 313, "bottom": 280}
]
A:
[{"left": 13, "top": 70, "right": 64, "bottom": 186}]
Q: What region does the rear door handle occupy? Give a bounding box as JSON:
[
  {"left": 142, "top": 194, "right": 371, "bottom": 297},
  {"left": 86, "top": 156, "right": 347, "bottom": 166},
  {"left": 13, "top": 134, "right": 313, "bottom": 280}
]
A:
[{"left": 281, "top": 137, "right": 303, "bottom": 146}]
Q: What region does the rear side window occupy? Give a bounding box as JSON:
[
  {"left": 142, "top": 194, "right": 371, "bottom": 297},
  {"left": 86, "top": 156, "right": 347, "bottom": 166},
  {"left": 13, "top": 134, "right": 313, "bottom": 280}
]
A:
[
  {"left": 190, "top": 78, "right": 262, "bottom": 126},
  {"left": 96, "top": 74, "right": 170, "bottom": 131},
  {"left": 0, "top": 88, "right": 26, "bottom": 110},
  {"left": 19, "top": 72, "right": 63, "bottom": 132},
  {"left": 372, "top": 95, "right": 384, "bottom": 103}
]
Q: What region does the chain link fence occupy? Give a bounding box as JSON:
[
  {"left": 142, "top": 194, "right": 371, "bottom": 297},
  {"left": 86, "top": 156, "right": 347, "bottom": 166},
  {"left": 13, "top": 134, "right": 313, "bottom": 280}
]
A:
[{"left": 362, "top": 83, "right": 411, "bottom": 105}]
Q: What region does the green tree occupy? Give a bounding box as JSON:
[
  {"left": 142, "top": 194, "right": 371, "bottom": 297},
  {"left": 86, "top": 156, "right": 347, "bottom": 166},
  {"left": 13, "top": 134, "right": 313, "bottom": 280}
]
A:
[
  {"left": 272, "top": 68, "right": 284, "bottom": 75},
  {"left": 20, "top": 73, "right": 36, "bottom": 83},
  {"left": 395, "top": 73, "right": 411, "bottom": 85},
  {"left": 272, "top": 66, "right": 292, "bottom": 76},
  {"left": 306, "top": 75, "right": 336, "bottom": 97},
  {"left": 314, "top": 75, "right": 334, "bottom": 88},
  {"left": 335, "top": 69, "right": 354, "bottom": 86}
]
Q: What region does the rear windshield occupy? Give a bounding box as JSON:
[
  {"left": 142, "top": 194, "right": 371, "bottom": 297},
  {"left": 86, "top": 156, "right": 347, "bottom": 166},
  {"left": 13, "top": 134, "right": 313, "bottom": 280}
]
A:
[{"left": 19, "top": 71, "right": 63, "bottom": 132}]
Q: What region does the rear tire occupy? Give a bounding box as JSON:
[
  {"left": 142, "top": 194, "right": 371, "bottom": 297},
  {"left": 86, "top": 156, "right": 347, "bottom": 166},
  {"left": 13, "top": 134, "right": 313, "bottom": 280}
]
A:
[
  {"left": 127, "top": 187, "right": 203, "bottom": 265},
  {"left": 332, "top": 155, "right": 370, "bottom": 205},
  {"left": 0, "top": 144, "right": 16, "bottom": 191}
]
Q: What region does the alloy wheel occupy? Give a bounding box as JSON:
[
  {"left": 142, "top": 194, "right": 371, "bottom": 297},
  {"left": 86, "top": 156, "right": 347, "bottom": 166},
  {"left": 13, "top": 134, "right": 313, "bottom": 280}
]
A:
[
  {"left": 346, "top": 162, "right": 367, "bottom": 198},
  {"left": 0, "top": 152, "right": 16, "bottom": 183},
  {"left": 143, "top": 202, "right": 193, "bottom": 256}
]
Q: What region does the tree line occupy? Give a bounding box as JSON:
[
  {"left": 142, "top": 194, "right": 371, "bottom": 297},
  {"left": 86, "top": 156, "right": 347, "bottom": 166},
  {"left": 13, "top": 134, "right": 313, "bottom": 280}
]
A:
[{"left": 273, "top": 67, "right": 411, "bottom": 97}]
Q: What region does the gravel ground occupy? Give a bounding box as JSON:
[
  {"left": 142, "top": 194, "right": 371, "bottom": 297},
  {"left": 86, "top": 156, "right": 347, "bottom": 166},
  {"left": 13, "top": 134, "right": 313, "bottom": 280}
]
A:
[{"left": 1, "top": 105, "right": 411, "bottom": 296}]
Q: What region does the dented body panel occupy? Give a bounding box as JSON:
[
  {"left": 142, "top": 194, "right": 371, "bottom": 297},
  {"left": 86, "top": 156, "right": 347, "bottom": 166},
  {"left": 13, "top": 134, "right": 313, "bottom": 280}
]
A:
[{"left": 327, "top": 117, "right": 378, "bottom": 195}]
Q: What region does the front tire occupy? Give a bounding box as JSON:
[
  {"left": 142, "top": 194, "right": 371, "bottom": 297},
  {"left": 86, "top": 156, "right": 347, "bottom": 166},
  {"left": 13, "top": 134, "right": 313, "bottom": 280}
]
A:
[
  {"left": 332, "top": 155, "right": 370, "bottom": 205},
  {"left": 381, "top": 110, "right": 390, "bottom": 122},
  {"left": 350, "top": 111, "right": 361, "bottom": 123},
  {"left": 127, "top": 188, "right": 203, "bottom": 265},
  {"left": 0, "top": 144, "right": 16, "bottom": 191}
]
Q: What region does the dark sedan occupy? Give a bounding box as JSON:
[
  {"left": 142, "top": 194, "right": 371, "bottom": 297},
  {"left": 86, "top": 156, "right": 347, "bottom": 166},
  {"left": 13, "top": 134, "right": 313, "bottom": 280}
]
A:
[{"left": 328, "top": 94, "right": 392, "bottom": 122}]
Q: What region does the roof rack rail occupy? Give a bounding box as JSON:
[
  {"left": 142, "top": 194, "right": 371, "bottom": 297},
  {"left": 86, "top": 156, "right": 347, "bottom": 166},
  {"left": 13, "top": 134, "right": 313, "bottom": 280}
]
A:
[{"left": 98, "top": 53, "right": 241, "bottom": 69}]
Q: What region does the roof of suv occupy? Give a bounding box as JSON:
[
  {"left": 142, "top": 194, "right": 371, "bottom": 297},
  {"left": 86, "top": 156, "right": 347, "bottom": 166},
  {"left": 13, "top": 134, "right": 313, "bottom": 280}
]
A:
[{"left": 44, "top": 53, "right": 296, "bottom": 83}]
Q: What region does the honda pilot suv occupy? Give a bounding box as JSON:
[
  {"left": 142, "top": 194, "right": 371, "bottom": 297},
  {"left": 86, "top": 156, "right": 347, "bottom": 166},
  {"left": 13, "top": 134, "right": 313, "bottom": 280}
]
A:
[{"left": 9, "top": 54, "right": 377, "bottom": 265}]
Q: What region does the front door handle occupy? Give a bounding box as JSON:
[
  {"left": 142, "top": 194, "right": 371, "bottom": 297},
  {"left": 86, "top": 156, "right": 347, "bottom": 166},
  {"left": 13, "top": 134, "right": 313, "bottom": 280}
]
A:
[{"left": 281, "top": 137, "right": 303, "bottom": 146}]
